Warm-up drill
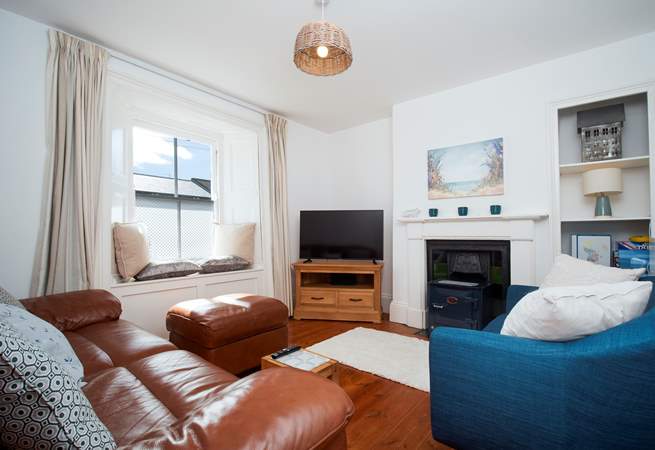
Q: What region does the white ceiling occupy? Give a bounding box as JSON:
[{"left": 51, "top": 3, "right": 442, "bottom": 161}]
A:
[{"left": 2, "top": 0, "right": 655, "bottom": 132}]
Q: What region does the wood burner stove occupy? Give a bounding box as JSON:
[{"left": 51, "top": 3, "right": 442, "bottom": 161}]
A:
[{"left": 426, "top": 240, "right": 510, "bottom": 332}]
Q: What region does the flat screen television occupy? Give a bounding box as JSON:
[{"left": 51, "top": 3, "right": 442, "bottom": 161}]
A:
[{"left": 299, "top": 210, "right": 383, "bottom": 261}]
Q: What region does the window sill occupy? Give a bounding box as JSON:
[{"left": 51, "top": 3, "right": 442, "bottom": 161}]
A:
[{"left": 110, "top": 265, "right": 265, "bottom": 290}]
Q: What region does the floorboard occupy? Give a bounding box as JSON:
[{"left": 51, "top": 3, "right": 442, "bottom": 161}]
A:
[{"left": 287, "top": 315, "right": 450, "bottom": 450}]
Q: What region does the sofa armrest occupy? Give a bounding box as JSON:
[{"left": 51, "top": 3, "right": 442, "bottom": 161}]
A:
[
  {"left": 130, "top": 367, "right": 354, "bottom": 450},
  {"left": 21, "top": 289, "right": 122, "bottom": 331}
]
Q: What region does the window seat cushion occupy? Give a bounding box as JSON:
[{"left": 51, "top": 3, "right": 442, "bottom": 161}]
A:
[
  {"left": 135, "top": 261, "right": 201, "bottom": 282},
  {"left": 199, "top": 256, "right": 251, "bottom": 274}
]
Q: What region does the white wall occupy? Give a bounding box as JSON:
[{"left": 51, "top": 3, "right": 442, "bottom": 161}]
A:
[
  {"left": 329, "top": 119, "right": 393, "bottom": 306},
  {"left": 0, "top": 10, "right": 49, "bottom": 297},
  {"left": 393, "top": 31, "right": 655, "bottom": 284},
  {"left": 286, "top": 118, "right": 394, "bottom": 310}
]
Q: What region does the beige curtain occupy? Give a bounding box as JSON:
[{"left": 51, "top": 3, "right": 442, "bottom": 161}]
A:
[
  {"left": 266, "top": 114, "right": 293, "bottom": 310},
  {"left": 31, "top": 30, "right": 108, "bottom": 296}
]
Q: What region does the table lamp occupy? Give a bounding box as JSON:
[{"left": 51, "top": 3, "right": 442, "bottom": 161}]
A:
[{"left": 582, "top": 167, "right": 623, "bottom": 217}]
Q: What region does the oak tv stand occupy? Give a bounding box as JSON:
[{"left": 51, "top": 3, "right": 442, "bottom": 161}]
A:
[{"left": 293, "top": 260, "right": 383, "bottom": 323}]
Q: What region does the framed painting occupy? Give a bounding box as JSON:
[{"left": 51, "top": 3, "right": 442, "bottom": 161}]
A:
[
  {"left": 427, "top": 137, "right": 504, "bottom": 199},
  {"left": 575, "top": 234, "right": 612, "bottom": 266}
]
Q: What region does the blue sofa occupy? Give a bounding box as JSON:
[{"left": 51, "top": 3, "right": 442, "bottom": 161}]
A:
[{"left": 429, "top": 276, "right": 655, "bottom": 450}]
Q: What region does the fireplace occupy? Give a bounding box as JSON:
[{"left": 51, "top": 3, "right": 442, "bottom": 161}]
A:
[{"left": 426, "top": 240, "right": 510, "bottom": 331}]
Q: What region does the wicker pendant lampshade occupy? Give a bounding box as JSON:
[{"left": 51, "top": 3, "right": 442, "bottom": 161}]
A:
[{"left": 294, "top": 0, "right": 352, "bottom": 76}]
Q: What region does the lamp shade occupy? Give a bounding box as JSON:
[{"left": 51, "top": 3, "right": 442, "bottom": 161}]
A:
[
  {"left": 294, "top": 20, "right": 353, "bottom": 76},
  {"left": 582, "top": 167, "right": 623, "bottom": 196}
]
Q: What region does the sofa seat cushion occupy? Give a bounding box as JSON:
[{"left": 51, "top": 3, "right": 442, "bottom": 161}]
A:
[
  {"left": 65, "top": 320, "right": 176, "bottom": 377},
  {"left": 83, "top": 350, "right": 237, "bottom": 447},
  {"left": 125, "top": 367, "right": 354, "bottom": 450},
  {"left": 166, "top": 294, "right": 289, "bottom": 348}
]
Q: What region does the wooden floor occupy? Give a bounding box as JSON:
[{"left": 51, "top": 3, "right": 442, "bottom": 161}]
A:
[{"left": 288, "top": 315, "right": 451, "bottom": 450}]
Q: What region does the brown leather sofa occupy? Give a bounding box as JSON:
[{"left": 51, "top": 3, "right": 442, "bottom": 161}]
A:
[{"left": 20, "top": 290, "right": 354, "bottom": 449}]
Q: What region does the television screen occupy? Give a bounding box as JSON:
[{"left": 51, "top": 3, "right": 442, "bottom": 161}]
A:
[{"left": 299, "top": 210, "right": 383, "bottom": 261}]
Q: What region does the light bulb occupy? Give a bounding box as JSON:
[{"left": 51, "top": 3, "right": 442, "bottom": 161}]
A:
[{"left": 316, "top": 45, "right": 329, "bottom": 58}]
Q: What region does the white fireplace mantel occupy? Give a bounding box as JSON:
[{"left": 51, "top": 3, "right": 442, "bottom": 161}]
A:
[{"left": 390, "top": 213, "right": 549, "bottom": 328}]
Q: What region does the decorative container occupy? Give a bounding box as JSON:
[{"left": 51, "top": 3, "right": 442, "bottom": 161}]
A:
[
  {"left": 458, "top": 207, "right": 468, "bottom": 216},
  {"left": 429, "top": 208, "right": 439, "bottom": 217},
  {"left": 490, "top": 205, "right": 502, "bottom": 215},
  {"left": 577, "top": 104, "right": 625, "bottom": 162}
]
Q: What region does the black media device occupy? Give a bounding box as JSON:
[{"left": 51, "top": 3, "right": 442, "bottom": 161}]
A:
[
  {"left": 271, "top": 346, "right": 301, "bottom": 360},
  {"left": 299, "top": 210, "right": 384, "bottom": 263}
]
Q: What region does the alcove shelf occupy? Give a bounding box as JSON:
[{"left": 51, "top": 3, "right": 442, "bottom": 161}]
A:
[
  {"left": 561, "top": 216, "right": 650, "bottom": 223},
  {"left": 559, "top": 155, "right": 649, "bottom": 175}
]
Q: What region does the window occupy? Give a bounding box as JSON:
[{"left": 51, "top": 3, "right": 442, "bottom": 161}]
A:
[{"left": 132, "top": 127, "right": 214, "bottom": 260}]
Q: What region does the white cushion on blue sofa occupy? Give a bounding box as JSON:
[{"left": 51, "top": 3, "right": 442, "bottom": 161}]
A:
[
  {"left": 501, "top": 281, "right": 652, "bottom": 341},
  {"left": 541, "top": 254, "right": 645, "bottom": 289}
]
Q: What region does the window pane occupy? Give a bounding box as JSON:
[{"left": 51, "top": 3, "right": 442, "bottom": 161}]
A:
[
  {"left": 177, "top": 137, "right": 213, "bottom": 260},
  {"left": 134, "top": 195, "right": 178, "bottom": 261},
  {"left": 133, "top": 127, "right": 175, "bottom": 178},
  {"left": 177, "top": 139, "right": 212, "bottom": 183},
  {"left": 131, "top": 127, "right": 215, "bottom": 262},
  {"left": 180, "top": 200, "right": 213, "bottom": 259}
]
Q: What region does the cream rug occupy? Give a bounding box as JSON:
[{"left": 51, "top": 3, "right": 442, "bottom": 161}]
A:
[{"left": 307, "top": 327, "right": 429, "bottom": 392}]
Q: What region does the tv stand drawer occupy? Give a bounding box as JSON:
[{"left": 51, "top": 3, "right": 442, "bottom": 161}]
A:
[
  {"left": 299, "top": 289, "right": 337, "bottom": 306},
  {"left": 337, "top": 290, "right": 374, "bottom": 309}
]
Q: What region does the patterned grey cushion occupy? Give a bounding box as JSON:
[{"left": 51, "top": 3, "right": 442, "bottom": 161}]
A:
[
  {"left": 0, "top": 304, "right": 84, "bottom": 385},
  {"left": 200, "top": 255, "right": 251, "bottom": 274},
  {"left": 0, "top": 286, "right": 24, "bottom": 309},
  {"left": 134, "top": 261, "right": 201, "bottom": 282},
  {"left": 0, "top": 322, "right": 116, "bottom": 449}
]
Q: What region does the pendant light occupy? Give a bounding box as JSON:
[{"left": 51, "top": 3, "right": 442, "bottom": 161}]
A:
[{"left": 293, "top": 0, "right": 353, "bottom": 76}]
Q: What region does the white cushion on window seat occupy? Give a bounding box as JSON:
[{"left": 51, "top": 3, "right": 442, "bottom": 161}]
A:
[{"left": 213, "top": 223, "right": 256, "bottom": 263}]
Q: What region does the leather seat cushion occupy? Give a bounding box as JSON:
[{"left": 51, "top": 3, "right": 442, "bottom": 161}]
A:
[
  {"left": 119, "top": 367, "right": 353, "bottom": 450},
  {"left": 65, "top": 319, "right": 176, "bottom": 377},
  {"left": 82, "top": 350, "right": 237, "bottom": 446},
  {"left": 166, "top": 294, "right": 289, "bottom": 348}
]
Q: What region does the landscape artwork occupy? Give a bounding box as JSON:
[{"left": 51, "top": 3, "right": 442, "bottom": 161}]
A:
[{"left": 427, "top": 137, "right": 504, "bottom": 199}]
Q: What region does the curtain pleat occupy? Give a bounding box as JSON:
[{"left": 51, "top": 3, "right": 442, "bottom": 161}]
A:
[
  {"left": 265, "top": 114, "right": 293, "bottom": 311},
  {"left": 31, "top": 30, "right": 108, "bottom": 296}
]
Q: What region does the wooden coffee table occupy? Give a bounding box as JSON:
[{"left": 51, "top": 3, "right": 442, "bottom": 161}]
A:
[{"left": 261, "top": 349, "right": 339, "bottom": 383}]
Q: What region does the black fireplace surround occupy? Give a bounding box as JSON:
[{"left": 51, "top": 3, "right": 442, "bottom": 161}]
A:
[{"left": 426, "top": 240, "right": 510, "bottom": 331}]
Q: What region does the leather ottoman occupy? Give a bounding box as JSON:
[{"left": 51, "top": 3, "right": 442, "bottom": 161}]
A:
[{"left": 166, "top": 294, "right": 289, "bottom": 375}]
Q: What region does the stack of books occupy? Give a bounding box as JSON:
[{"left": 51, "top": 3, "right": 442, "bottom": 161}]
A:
[{"left": 616, "top": 240, "right": 651, "bottom": 270}]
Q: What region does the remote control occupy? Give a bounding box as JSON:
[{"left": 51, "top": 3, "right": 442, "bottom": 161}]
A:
[{"left": 271, "top": 345, "right": 301, "bottom": 360}]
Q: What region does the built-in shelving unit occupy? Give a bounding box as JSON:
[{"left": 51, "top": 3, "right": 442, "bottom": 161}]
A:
[{"left": 551, "top": 88, "right": 653, "bottom": 269}]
